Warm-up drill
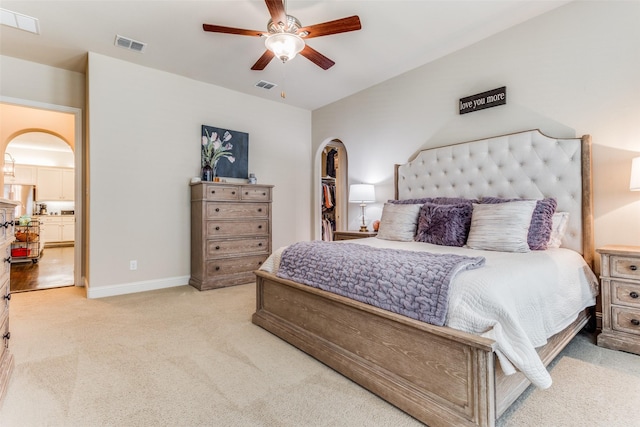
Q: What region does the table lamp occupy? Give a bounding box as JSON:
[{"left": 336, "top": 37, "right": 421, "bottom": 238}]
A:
[{"left": 349, "top": 184, "right": 376, "bottom": 232}]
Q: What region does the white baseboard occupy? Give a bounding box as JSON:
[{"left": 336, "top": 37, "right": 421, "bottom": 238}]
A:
[{"left": 86, "top": 275, "right": 190, "bottom": 299}]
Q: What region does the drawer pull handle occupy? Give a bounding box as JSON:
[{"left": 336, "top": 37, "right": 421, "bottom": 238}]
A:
[
  {"left": 2, "top": 332, "right": 9, "bottom": 341},
  {"left": 215, "top": 246, "right": 220, "bottom": 250},
  {"left": 631, "top": 319, "right": 640, "bottom": 326},
  {"left": 258, "top": 243, "right": 263, "bottom": 247},
  {"left": 263, "top": 192, "right": 266, "bottom": 196},
  {"left": 215, "top": 208, "right": 220, "bottom": 212},
  {"left": 3, "top": 257, "right": 10, "bottom": 264},
  {"left": 211, "top": 190, "right": 216, "bottom": 194},
  {"left": 245, "top": 192, "right": 249, "bottom": 195},
  {"left": 258, "top": 261, "right": 262, "bottom": 265},
  {"left": 3, "top": 293, "right": 10, "bottom": 301},
  {"left": 631, "top": 292, "right": 639, "bottom": 299},
  {"left": 258, "top": 225, "right": 262, "bottom": 229},
  {"left": 258, "top": 208, "right": 263, "bottom": 212},
  {"left": 232, "top": 191, "right": 236, "bottom": 195},
  {"left": 215, "top": 226, "right": 220, "bottom": 231},
  {"left": 215, "top": 266, "right": 220, "bottom": 271},
  {"left": 630, "top": 265, "right": 638, "bottom": 271}
]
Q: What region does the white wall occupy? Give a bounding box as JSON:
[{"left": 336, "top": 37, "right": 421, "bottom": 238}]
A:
[
  {"left": 86, "top": 53, "right": 311, "bottom": 296},
  {"left": 313, "top": 1, "right": 640, "bottom": 255},
  {"left": 0, "top": 55, "right": 85, "bottom": 109}
]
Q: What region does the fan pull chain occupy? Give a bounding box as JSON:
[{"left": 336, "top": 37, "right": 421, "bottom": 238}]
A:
[{"left": 280, "top": 61, "right": 287, "bottom": 99}]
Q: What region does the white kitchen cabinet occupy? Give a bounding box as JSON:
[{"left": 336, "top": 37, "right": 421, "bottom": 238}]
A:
[
  {"left": 39, "top": 215, "right": 75, "bottom": 245},
  {"left": 36, "top": 167, "right": 74, "bottom": 201},
  {"left": 6, "top": 165, "right": 37, "bottom": 185}
]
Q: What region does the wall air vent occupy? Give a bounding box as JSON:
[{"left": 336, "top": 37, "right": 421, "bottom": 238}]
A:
[
  {"left": 255, "top": 80, "right": 277, "bottom": 90},
  {"left": 114, "top": 34, "right": 147, "bottom": 53}
]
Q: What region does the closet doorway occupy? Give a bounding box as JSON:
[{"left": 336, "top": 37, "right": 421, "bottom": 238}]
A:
[{"left": 319, "top": 140, "right": 348, "bottom": 241}]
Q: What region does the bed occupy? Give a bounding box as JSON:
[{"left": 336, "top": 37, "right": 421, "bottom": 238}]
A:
[{"left": 252, "top": 129, "right": 595, "bottom": 427}]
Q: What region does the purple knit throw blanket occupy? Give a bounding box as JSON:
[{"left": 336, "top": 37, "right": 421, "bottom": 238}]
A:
[{"left": 276, "top": 241, "right": 485, "bottom": 326}]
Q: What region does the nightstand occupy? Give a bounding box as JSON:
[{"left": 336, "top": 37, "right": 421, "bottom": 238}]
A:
[
  {"left": 334, "top": 231, "right": 378, "bottom": 241},
  {"left": 597, "top": 245, "right": 640, "bottom": 355}
]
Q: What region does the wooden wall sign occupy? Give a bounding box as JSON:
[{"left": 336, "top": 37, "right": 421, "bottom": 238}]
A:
[{"left": 459, "top": 86, "right": 506, "bottom": 114}]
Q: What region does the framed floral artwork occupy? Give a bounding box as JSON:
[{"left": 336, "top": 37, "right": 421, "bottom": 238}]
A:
[{"left": 201, "top": 125, "right": 249, "bottom": 180}]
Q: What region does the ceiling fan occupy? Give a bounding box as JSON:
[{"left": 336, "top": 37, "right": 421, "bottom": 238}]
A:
[{"left": 203, "top": 0, "right": 361, "bottom": 70}]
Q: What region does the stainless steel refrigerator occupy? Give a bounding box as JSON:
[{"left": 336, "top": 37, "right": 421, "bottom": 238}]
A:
[{"left": 4, "top": 184, "right": 35, "bottom": 217}]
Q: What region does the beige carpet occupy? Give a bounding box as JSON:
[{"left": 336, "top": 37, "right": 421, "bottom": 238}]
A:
[{"left": 1, "top": 284, "right": 639, "bottom": 427}]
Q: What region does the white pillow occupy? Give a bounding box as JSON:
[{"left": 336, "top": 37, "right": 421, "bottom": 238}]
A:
[
  {"left": 466, "top": 200, "right": 537, "bottom": 252},
  {"left": 547, "top": 212, "right": 570, "bottom": 248},
  {"left": 376, "top": 203, "right": 422, "bottom": 242}
]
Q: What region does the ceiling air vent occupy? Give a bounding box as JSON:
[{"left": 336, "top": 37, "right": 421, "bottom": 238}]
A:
[
  {"left": 114, "top": 35, "right": 146, "bottom": 53},
  {"left": 255, "top": 80, "right": 277, "bottom": 90}
]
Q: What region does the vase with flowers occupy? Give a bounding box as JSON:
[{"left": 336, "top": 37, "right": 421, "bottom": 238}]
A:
[{"left": 202, "top": 129, "right": 236, "bottom": 181}]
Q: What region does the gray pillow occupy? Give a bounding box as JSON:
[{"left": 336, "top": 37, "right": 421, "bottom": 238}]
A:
[
  {"left": 376, "top": 203, "right": 422, "bottom": 241},
  {"left": 481, "top": 197, "right": 557, "bottom": 250},
  {"left": 466, "top": 201, "right": 537, "bottom": 253},
  {"left": 415, "top": 203, "right": 473, "bottom": 247}
]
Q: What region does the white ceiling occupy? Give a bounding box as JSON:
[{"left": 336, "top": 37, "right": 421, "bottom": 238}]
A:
[{"left": 0, "top": 0, "right": 570, "bottom": 110}]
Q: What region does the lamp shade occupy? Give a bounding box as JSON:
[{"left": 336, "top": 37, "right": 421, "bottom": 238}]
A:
[
  {"left": 264, "top": 33, "right": 305, "bottom": 62},
  {"left": 631, "top": 157, "right": 640, "bottom": 191},
  {"left": 349, "top": 184, "right": 375, "bottom": 203}
]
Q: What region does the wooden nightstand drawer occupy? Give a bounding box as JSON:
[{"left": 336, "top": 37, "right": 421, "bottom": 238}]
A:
[
  {"left": 611, "top": 306, "right": 640, "bottom": 336},
  {"left": 611, "top": 280, "right": 640, "bottom": 308},
  {"left": 610, "top": 256, "right": 640, "bottom": 280},
  {"left": 334, "top": 231, "right": 378, "bottom": 241}
]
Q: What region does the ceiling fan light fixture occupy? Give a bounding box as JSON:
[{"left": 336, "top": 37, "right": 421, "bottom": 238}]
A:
[{"left": 265, "top": 32, "right": 304, "bottom": 63}]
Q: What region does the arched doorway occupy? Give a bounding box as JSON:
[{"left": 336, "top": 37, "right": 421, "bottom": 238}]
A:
[
  {"left": 4, "top": 131, "right": 76, "bottom": 291},
  {"left": 316, "top": 139, "right": 348, "bottom": 241}
]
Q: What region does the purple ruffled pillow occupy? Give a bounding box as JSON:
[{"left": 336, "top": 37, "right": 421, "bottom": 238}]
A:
[
  {"left": 480, "top": 197, "right": 557, "bottom": 250},
  {"left": 415, "top": 202, "right": 473, "bottom": 247},
  {"left": 389, "top": 197, "right": 478, "bottom": 205}
]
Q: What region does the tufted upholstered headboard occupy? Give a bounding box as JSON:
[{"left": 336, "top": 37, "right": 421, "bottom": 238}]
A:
[{"left": 394, "top": 129, "right": 594, "bottom": 267}]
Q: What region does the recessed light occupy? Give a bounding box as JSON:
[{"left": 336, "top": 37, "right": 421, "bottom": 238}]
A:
[{"left": 0, "top": 8, "right": 39, "bottom": 34}]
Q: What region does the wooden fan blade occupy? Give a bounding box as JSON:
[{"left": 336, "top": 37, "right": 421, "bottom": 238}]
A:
[
  {"left": 251, "top": 50, "right": 276, "bottom": 70},
  {"left": 298, "top": 16, "right": 361, "bottom": 39},
  {"left": 300, "top": 45, "right": 335, "bottom": 70},
  {"left": 265, "top": 0, "right": 287, "bottom": 26},
  {"left": 203, "top": 24, "right": 263, "bottom": 37}
]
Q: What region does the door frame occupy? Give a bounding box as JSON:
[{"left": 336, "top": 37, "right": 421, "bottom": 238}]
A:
[
  {"left": 1, "top": 96, "right": 84, "bottom": 292},
  {"left": 313, "top": 139, "right": 348, "bottom": 240}
]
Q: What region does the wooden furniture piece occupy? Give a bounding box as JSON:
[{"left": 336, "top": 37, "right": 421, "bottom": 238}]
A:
[
  {"left": 252, "top": 130, "right": 595, "bottom": 427},
  {"left": 0, "top": 199, "right": 17, "bottom": 403},
  {"left": 334, "top": 230, "right": 377, "bottom": 241},
  {"left": 190, "top": 182, "right": 273, "bottom": 291},
  {"left": 597, "top": 245, "right": 640, "bottom": 355}
]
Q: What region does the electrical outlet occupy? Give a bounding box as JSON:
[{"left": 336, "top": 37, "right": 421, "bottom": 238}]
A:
[{"left": 130, "top": 260, "right": 137, "bottom": 270}]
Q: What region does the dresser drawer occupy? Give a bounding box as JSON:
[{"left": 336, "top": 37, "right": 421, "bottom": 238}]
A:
[
  {"left": 206, "top": 220, "right": 269, "bottom": 237},
  {"left": 0, "top": 278, "right": 8, "bottom": 313},
  {"left": 206, "top": 237, "right": 269, "bottom": 258},
  {"left": 205, "top": 255, "right": 268, "bottom": 277},
  {"left": 0, "top": 313, "right": 8, "bottom": 361},
  {"left": 206, "top": 203, "right": 269, "bottom": 219},
  {"left": 241, "top": 187, "right": 271, "bottom": 201},
  {"left": 0, "top": 246, "right": 9, "bottom": 279},
  {"left": 610, "top": 255, "right": 640, "bottom": 280},
  {"left": 611, "top": 306, "right": 640, "bottom": 336},
  {"left": 204, "top": 185, "right": 241, "bottom": 201},
  {"left": 611, "top": 280, "right": 640, "bottom": 308}
]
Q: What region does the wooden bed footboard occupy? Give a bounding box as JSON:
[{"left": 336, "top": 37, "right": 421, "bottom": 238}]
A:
[{"left": 252, "top": 271, "right": 591, "bottom": 427}]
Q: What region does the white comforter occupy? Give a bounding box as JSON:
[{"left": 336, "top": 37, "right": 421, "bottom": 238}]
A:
[{"left": 260, "top": 238, "right": 598, "bottom": 389}]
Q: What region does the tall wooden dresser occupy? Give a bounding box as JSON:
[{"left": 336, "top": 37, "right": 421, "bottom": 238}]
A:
[
  {"left": 190, "top": 182, "right": 273, "bottom": 291},
  {"left": 0, "top": 199, "right": 17, "bottom": 402}
]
